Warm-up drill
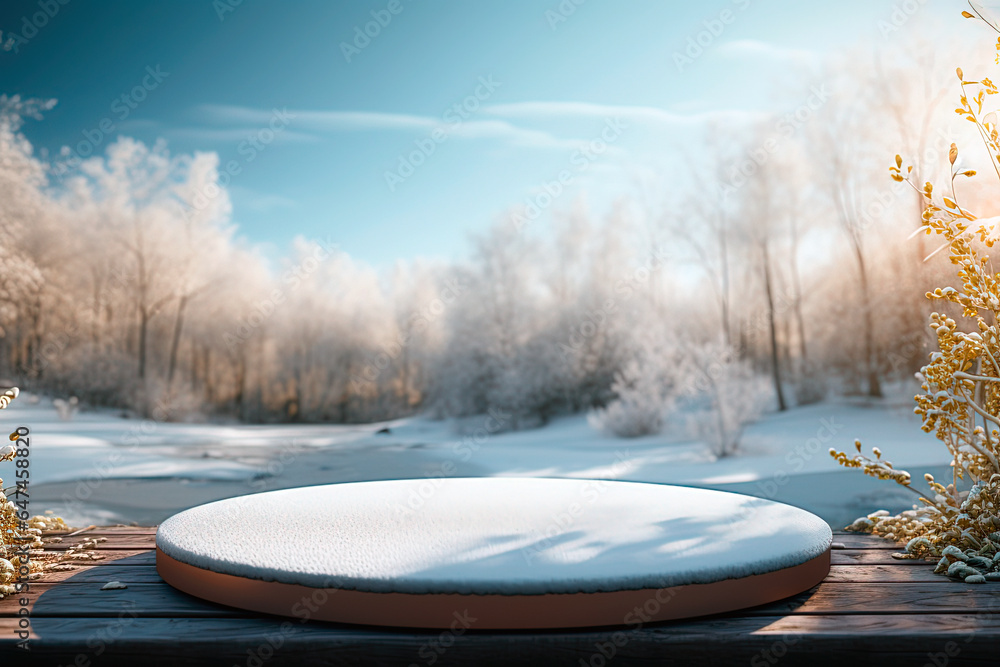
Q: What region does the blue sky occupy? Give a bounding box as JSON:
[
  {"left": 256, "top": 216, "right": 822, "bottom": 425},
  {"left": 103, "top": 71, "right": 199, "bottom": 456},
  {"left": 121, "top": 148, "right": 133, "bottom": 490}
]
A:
[{"left": 0, "top": 0, "right": 963, "bottom": 267}]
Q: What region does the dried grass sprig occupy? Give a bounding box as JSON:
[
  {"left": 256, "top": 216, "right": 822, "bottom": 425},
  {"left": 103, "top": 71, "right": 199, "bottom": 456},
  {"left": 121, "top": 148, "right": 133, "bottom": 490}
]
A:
[
  {"left": 831, "top": 4, "right": 1000, "bottom": 581},
  {"left": 0, "top": 388, "right": 75, "bottom": 597}
]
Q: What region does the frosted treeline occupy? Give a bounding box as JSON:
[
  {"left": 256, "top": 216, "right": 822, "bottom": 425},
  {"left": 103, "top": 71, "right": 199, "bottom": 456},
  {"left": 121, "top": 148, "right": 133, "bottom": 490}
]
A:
[{"left": 0, "top": 46, "right": 973, "bottom": 447}]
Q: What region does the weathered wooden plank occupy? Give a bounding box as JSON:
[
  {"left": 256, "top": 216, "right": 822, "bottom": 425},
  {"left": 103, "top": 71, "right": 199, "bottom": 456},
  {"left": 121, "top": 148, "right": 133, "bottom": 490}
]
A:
[
  {"left": 7, "top": 577, "right": 999, "bottom": 620},
  {"left": 831, "top": 550, "right": 934, "bottom": 565},
  {"left": 3, "top": 614, "right": 1000, "bottom": 667},
  {"left": 7, "top": 525, "right": 988, "bottom": 667},
  {"left": 21, "top": 564, "right": 164, "bottom": 585},
  {"left": 825, "top": 565, "right": 947, "bottom": 583},
  {"left": 745, "top": 581, "right": 1000, "bottom": 616},
  {"left": 43, "top": 535, "right": 156, "bottom": 550},
  {"left": 0, "top": 582, "right": 253, "bottom": 619},
  {"left": 44, "top": 526, "right": 157, "bottom": 536},
  {"left": 69, "top": 526, "right": 158, "bottom": 535},
  {"left": 831, "top": 533, "right": 903, "bottom": 549},
  {"left": 39, "top": 550, "right": 155, "bottom": 565}
]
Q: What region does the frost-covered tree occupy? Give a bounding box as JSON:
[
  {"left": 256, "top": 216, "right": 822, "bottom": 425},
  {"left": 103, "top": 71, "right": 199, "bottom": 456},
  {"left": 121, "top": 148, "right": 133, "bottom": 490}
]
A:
[
  {"left": 683, "top": 342, "right": 771, "bottom": 458},
  {"left": 0, "top": 29, "right": 975, "bottom": 429}
]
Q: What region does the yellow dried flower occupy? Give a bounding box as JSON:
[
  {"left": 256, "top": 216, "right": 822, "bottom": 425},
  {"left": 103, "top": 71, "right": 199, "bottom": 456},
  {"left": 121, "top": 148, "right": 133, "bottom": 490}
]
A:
[{"left": 835, "top": 17, "right": 1000, "bottom": 576}]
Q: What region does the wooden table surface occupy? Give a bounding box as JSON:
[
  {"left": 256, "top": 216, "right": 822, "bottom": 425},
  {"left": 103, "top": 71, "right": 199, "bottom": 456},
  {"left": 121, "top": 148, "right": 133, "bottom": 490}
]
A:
[{"left": 2, "top": 527, "right": 999, "bottom": 666}]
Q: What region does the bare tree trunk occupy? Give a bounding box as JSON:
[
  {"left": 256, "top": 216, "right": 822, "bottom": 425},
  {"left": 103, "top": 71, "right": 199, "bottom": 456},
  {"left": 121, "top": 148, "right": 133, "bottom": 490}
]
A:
[
  {"left": 719, "top": 227, "right": 732, "bottom": 347},
  {"left": 137, "top": 307, "right": 148, "bottom": 380},
  {"left": 793, "top": 300, "right": 808, "bottom": 362},
  {"left": 166, "top": 294, "right": 189, "bottom": 388},
  {"left": 189, "top": 341, "right": 198, "bottom": 387},
  {"left": 203, "top": 347, "right": 214, "bottom": 404},
  {"left": 789, "top": 217, "right": 808, "bottom": 362},
  {"left": 28, "top": 297, "right": 42, "bottom": 377},
  {"left": 854, "top": 246, "right": 883, "bottom": 398},
  {"left": 780, "top": 317, "right": 792, "bottom": 368},
  {"left": 253, "top": 338, "right": 264, "bottom": 423},
  {"left": 762, "top": 242, "right": 788, "bottom": 411},
  {"left": 91, "top": 273, "right": 102, "bottom": 348},
  {"left": 235, "top": 352, "right": 247, "bottom": 419}
]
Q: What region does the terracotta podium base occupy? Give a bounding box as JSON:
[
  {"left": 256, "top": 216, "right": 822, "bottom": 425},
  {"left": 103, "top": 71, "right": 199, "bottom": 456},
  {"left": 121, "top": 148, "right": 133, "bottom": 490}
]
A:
[
  {"left": 157, "top": 546, "right": 829, "bottom": 629},
  {"left": 155, "top": 478, "right": 832, "bottom": 629}
]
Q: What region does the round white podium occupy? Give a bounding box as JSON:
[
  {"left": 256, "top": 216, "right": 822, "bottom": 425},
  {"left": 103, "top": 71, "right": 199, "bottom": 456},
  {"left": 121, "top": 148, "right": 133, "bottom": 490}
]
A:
[{"left": 156, "top": 478, "right": 831, "bottom": 629}]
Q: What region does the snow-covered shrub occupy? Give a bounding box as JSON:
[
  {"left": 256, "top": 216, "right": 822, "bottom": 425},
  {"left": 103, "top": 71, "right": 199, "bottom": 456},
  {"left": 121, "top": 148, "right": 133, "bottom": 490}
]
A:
[
  {"left": 682, "top": 342, "right": 770, "bottom": 457},
  {"left": 589, "top": 330, "right": 680, "bottom": 438},
  {"left": 589, "top": 358, "right": 672, "bottom": 437},
  {"left": 53, "top": 396, "right": 78, "bottom": 421}
]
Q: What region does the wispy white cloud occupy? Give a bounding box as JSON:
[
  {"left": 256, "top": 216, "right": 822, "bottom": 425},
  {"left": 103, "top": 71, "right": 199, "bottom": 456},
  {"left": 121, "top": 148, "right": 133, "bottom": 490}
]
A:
[
  {"left": 485, "top": 101, "right": 764, "bottom": 127},
  {"left": 197, "top": 104, "right": 435, "bottom": 131},
  {"left": 714, "top": 39, "right": 818, "bottom": 64},
  {"left": 127, "top": 101, "right": 765, "bottom": 157},
  {"left": 164, "top": 126, "right": 318, "bottom": 143},
  {"left": 118, "top": 116, "right": 318, "bottom": 144},
  {"left": 229, "top": 186, "right": 298, "bottom": 213},
  {"left": 190, "top": 104, "right": 581, "bottom": 150},
  {"left": 447, "top": 119, "right": 580, "bottom": 149}
]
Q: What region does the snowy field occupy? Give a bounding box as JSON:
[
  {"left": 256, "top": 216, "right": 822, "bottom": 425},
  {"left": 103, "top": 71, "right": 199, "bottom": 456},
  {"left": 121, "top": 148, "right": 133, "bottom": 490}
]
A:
[{"left": 1, "top": 387, "right": 953, "bottom": 528}]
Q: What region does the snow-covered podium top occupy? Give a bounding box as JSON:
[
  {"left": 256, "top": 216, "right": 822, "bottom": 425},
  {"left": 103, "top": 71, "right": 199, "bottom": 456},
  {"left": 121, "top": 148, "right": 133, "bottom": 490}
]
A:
[{"left": 156, "top": 478, "right": 832, "bottom": 629}]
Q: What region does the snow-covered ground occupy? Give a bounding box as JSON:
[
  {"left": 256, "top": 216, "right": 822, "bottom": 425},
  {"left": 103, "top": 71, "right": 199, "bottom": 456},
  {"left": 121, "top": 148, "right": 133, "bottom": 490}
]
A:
[{"left": 0, "top": 389, "right": 953, "bottom": 528}]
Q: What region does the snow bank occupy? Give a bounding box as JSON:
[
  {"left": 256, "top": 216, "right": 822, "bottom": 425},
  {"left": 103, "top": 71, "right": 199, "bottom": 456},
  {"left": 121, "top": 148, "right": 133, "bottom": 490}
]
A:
[{"left": 2, "top": 392, "right": 948, "bottom": 527}]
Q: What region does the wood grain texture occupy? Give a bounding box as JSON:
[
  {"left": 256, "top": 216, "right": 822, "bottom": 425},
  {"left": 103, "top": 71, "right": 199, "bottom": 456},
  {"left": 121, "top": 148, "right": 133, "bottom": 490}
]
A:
[
  {"left": 831, "top": 533, "right": 903, "bottom": 549},
  {"left": 42, "top": 534, "right": 157, "bottom": 550},
  {"left": 2, "top": 528, "right": 995, "bottom": 667},
  {"left": 831, "top": 550, "right": 934, "bottom": 565},
  {"left": 3, "top": 615, "right": 1000, "bottom": 666}
]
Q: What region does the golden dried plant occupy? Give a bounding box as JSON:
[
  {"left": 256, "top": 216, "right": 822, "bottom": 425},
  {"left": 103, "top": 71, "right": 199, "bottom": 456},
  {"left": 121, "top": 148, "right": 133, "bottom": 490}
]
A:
[
  {"left": 0, "top": 388, "right": 74, "bottom": 597},
  {"left": 830, "top": 4, "right": 1000, "bottom": 582}
]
